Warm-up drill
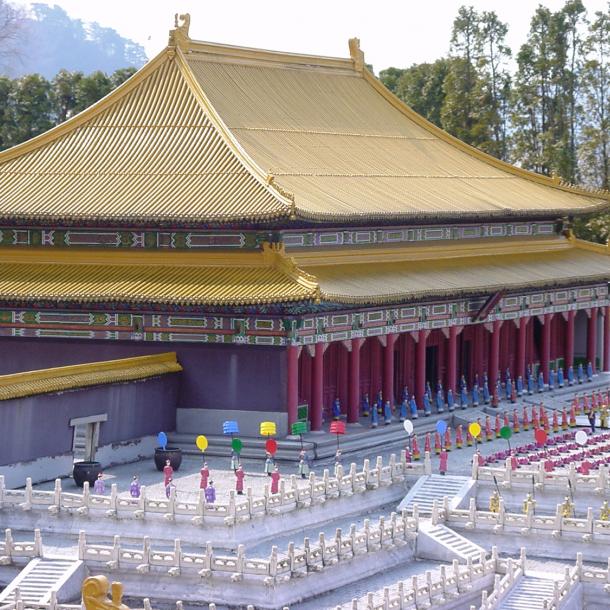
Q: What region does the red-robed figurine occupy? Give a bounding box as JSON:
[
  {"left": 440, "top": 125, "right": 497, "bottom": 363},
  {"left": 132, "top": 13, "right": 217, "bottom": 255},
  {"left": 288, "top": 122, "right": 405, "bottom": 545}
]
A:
[
  {"left": 163, "top": 459, "right": 174, "bottom": 487},
  {"left": 199, "top": 462, "right": 209, "bottom": 489},
  {"left": 235, "top": 464, "right": 245, "bottom": 495},
  {"left": 270, "top": 466, "right": 281, "bottom": 494}
]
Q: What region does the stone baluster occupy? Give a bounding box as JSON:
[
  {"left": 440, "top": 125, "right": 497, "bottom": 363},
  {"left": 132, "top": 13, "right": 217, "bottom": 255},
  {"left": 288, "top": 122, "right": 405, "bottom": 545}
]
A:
[
  {"left": 411, "top": 575, "right": 418, "bottom": 605},
  {"left": 568, "top": 463, "right": 577, "bottom": 490},
  {"left": 507, "top": 558, "right": 515, "bottom": 584},
  {"left": 48, "top": 589, "right": 58, "bottom": 610},
  {"left": 205, "top": 541, "right": 213, "bottom": 571},
  {"left": 279, "top": 479, "right": 286, "bottom": 504},
  {"left": 505, "top": 458, "right": 513, "bottom": 488},
  {"left": 363, "top": 519, "right": 371, "bottom": 552},
  {"left": 111, "top": 535, "right": 120, "bottom": 568},
  {"left": 576, "top": 552, "right": 583, "bottom": 579},
  {"left": 383, "top": 586, "right": 391, "bottom": 609},
  {"left": 375, "top": 455, "right": 383, "bottom": 487},
  {"left": 287, "top": 541, "right": 295, "bottom": 573},
  {"left": 4, "top": 528, "right": 13, "bottom": 562},
  {"left": 466, "top": 556, "right": 473, "bottom": 584},
  {"left": 34, "top": 529, "right": 42, "bottom": 558},
  {"left": 22, "top": 478, "right": 33, "bottom": 511},
  {"left": 553, "top": 580, "right": 560, "bottom": 605},
  {"left": 453, "top": 559, "right": 460, "bottom": 593},
  {"left": 290, "top": 474, "right": 298, "bottom": 500},
  {"left": 478, "top": 550, "right": 486, "bottom": 566},
  {"left": 82, "top": 481, "right": 90, "bottom": 511},
  {"left": 52, "top": 479, "right": 62, "bottom": 513},
  {"left": 425, "top": 570, "right": 433, "bottom": 604},
  {"left": 269, "top": 545, "right": 278, "bottom": 579},
  {"left": 335, "top": 528, "right": 343, "bottom": 560},
  {"left": 367, "top": 592, "right": 374, "bottom": 609},
  {"left": 136, "top": 485, "right": 147, "bottom": 519},
  {"left": 108, "top": 484, "right": 118, "bottom": 518},
  {"left": 390, "top": 512, "right": 398, "bottom": 542},
  {"left": 78, "top": 530, "right": 86, "bottom": 560},
  {"left": 363, "top": 458, "right": 371, "bottom": 487},
  {"left": 303, "top": 537, "right": 312, "bottom": 568},
  {"left": 263, "top": 483, "right": 270, "bottom": 511},
  {"left": 424, "top": 451, "right": 432, "bottom": 476},
  {"left": 468, "top": 497, "right": 476, "bottom": 526},
  {"left": 389, "top": 453, "right": 397, "bottom": 480},
  {"left": 173, "top": 538, "right": 182, "bottom": 571},
  {"left": 165, "top": 487, "right": 176, "bottom": 521},
  {"left": 142, "top": 536, "right": 150, "bottom": 569},
  {"left": 537, "top": 461, "right": 546, "bottom": 489},
  {"left": 491, "top": 546, "right": 499, "bottom": 571},
  {"left": 318, "top": 532, "right": 327, "bottom": 564},
  {"left": 431, "top": 499, "right": 439, "bottom": 526},
  {"left": 143, "top": 599, "right": 152, "bottom": 610},
  {"left": 554, "top": 504, "right": 563, "bottom": 533},
  {"left": 228, "top": 490, "right": 236, "bottom": 519},
  {"left": 323, "top": 469, "right": 330, "bottom": 497},
  {"left": 246, "top": 487, "right": 253, "bottom": 517},
  {"left": 498, "top": 498, "right": 506, "bottom": 527},
  {"left": 481, "top": 589, "right": 488, "bottom": 609},
  {"left": 308, "top": 472, "right": 317, "bottom": 503},
  {"left": 471, "top": 453, "right": 479, "bottom": 480},
  {"left": 519, "top": 547, "right": 526, "bottom": 572},
  {"left": 378, "top": 515, "right": 385, "bottom": 547},
  {"left": 175, "top": 602, "right": 183, "bottom": 610},
  {"left": 209, "top": 604, "right": 216, "bottom": 610},
  {"left": 236, "top": 544, "right": 245, "bottom": 576},
  {"left": 397, "top": 581, "right": 404, "bottom": 610},
  {"left": 349, "top": 463, "right": 357, "bottom": 492},
  {"left": 351, "top": 597, "right": 359, "bottom": 609},
  {"left": 412, "top": 503, "right": 419, "bottom": 526},
  {"left": 586, "top": 507, "right": 594, "bottom": 535},
  {"left": 191, "top": 488, "right": 204, "bottom": 525},
  {"left": 349, "top": 524, "right": 357, "bottom": 553},
  {"left": 335, "top": 465, "right": 344, "bottom": 493},
  {"left": 440, "top": 565, "right": 448, "bottom": 598},
  {"left": 443, "top": 495, "right": 450, "bottom": 521},
  {"left": 400, "top": 449, "right": 407, "bottom": 470}
]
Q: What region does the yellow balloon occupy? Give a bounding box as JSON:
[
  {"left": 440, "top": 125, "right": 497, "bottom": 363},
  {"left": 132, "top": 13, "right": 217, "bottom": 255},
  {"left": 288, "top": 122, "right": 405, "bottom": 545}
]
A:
[
  {"left": 195, "top": 435, "right": 208, "bottom": 452},
  {"left": 469, "top": 422, "right": 482, "bottom": 438},
  {"left": 260, "top": 421, "right": 277, "bottom": 436}
]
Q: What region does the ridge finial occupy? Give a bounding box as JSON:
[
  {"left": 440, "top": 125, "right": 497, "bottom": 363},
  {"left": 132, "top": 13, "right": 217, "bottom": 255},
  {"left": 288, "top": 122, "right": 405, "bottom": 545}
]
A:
[{"left": 348, "top": 38, "right": 365, "bottom": 72}]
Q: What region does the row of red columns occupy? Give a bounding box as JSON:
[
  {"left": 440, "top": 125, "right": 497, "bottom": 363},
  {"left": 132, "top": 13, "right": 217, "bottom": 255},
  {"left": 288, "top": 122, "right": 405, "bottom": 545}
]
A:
[{"left": 286, "top": 305, "right": 610, "bottom": 431}]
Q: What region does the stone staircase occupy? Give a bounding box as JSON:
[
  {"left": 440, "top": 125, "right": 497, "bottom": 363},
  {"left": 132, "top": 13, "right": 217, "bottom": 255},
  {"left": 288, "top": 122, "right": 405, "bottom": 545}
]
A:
[
  {"left": 398, "top": 474, "right": 472, "bottom": 513},
  {"left": 416, "top": 522, "right": 486, "bottom": 563},
  {"left": 498, "top": 575, "right": 557, "bottom": 610},
  {"left": 0, "top": 557, "right": 85, "bottom": 604}
]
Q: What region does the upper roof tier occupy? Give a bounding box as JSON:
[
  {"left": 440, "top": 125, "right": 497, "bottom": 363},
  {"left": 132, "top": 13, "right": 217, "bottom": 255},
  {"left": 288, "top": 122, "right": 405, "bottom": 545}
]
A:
[{"left": 0, "top": 17, "right": 607, "bottom": 226}]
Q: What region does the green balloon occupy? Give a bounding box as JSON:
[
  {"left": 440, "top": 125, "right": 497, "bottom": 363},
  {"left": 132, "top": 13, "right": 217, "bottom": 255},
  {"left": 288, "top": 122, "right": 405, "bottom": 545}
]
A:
[
  {"left": 500, "top": 426, "right": 512, "bottom": 440},
  {"left": 291, "top": 421, "right": 307, "bottom": 435},
  {"left": 231, "top": 438, "right": 243, "bottom": 452}
]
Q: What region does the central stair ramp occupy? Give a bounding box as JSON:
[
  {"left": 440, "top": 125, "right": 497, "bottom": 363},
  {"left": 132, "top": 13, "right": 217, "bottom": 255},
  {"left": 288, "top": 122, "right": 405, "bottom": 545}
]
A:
[
  {"left": 498, "top": 574, "right": 558, "bottom": 610},
  {"left": 416, "top": 521, "right": 486, "bottom": 563},
  {"left": 398, "top": 474, "right": 473, "bottom": 513},
  {"left": 0, "top": 557, "right": 85, "bottom": 604}
]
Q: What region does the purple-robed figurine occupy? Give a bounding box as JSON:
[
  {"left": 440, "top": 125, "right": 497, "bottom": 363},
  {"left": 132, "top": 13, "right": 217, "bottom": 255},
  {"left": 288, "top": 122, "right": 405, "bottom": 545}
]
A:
[
  {"left": 130, "top": 475, "right": 141, "bottom": 498},
  {"left": 205, "top": 481, "right": 216, "bottom": 504},
  {"left": 93, "top": 473, "right": 105, "bottom": 495}
]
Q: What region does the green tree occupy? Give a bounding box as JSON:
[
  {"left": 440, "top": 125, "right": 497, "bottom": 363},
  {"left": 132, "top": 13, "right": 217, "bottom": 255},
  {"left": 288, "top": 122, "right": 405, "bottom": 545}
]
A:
[
  {"left": 74, "top": 70, "right": 112, "bottom": 113},
  {"left": 0, "top": 75, "right": 14, "bottom": 148},
  {"left": 51, "top": 69, "right": 83, "bottom": 123},
  {"left": 4, "top": 74, "right": 53, "bottom": 147},
  {"left": 110, "top": 67, "right": 138, "bottom": 88},
  {"left": 579, "top": 8, "right": 609, "bottom": 190},
  {"left": 378, "top": 67, "right": 405, "bottom": 95}
]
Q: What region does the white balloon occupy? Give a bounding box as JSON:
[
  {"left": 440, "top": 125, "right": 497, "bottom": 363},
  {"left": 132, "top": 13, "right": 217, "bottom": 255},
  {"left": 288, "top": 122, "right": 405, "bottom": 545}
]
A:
[
  {"left": 575, "top": 430, "right": 588, "bottom": 446},
  {"left": 403, "top": 419, "right": 414, "bottom": 435}
]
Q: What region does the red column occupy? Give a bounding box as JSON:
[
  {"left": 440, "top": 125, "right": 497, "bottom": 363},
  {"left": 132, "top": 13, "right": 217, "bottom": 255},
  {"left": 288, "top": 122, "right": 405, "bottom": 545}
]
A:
[
  {"left": 415, "top": 330, "right": 427, "bottom": 407},
  {"left": 542, "top": 313, "right": 552, "bottom": 383},
  {"left": 287, "top": 345, "right": 299, "bottom": 431},
  {"left": 565, "top": 310, "right": 575, "bottom": 370},
  {"left": 588, "top": 307, "right": 598, "bottom": 373},
  {"left": 447, "top": 326, "right": 458, "bottom": 393},
  {"left": 348, "top": 338, "right": 362, "bottom": 423},
  {"left": 517, "top": 317, "right": 528, "bottom": 380},
  {"left": 311, "top": 343, "right": 324, "bottom": 431},
  {"left": 383, "top": 333, "right": 398, "bottom": 406},
  {"left": 603, "top": 306, "right": 610, "bottom": 373},
  {"left": 489, "top": 320, "right": 501, "bottom": 386}
]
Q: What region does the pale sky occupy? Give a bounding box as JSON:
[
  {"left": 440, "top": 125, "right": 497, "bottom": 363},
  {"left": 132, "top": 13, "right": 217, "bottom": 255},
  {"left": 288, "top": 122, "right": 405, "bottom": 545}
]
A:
[{"left": 28, "top": 0, "right": 609, "bottom": 71}]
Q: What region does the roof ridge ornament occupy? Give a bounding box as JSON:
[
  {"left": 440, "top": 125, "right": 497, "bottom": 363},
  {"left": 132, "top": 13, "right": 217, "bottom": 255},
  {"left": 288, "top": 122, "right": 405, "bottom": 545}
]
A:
[
  {"left": 168, "top": 13, "right": 191, "bottom": 50},
  {"left": 348, "top": 37, "right": 365, "bottom": 72}
]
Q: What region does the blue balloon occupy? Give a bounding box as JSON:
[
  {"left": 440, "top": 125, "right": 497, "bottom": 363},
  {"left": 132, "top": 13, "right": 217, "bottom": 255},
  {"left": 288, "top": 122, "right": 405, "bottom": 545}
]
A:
[
  {"left": 157, "top": 431, "right": 168, "bottom": 450},
  {"left": 223, "top": 420, "right": 239, "bottom": 435},
  {"left": 436, "top": 420, "right": 447, "bottom": 435}
]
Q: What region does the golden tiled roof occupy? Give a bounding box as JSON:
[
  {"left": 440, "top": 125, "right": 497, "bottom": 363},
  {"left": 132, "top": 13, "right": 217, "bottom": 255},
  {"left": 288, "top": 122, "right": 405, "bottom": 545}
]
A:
[
  {"left": 0, "top": 245, "right": 319, "bottom": 306},
  {"left": 0, "top": 22, "right": 606, "bottom": 225},
  {"left": 0, "top": 353, "right": 182, "bottom": 400},
  {"left": 0, "top": 237, "right": 605, "bottom": 307},
  {"left": 304, "top": 238, "right": 610, "bottom": 305}
]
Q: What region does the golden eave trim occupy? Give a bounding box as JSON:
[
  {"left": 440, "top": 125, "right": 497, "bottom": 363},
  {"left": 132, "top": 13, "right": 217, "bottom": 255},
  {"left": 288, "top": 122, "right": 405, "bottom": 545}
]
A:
[
  {"left": 568, "top": 235, "right": 610, "bottom": 256},
  {"left": 293, "top": 237, "right": 571, "bottom": 266}
]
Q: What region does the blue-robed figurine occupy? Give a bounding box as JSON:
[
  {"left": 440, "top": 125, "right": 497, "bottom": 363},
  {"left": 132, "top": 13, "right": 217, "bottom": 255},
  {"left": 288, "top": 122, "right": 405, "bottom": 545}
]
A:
[
  {"left": 472, "top": 383, "right": 480, "bottom": 407},
  {"left": 527, "top": 372, "right": 535, "bottom": 395},
  {"left": 362, "top": 393, "right": 370, "bottom": 417},
  {"left": 587, "top": 361, "right": 593, "bottom": 381},
  {"left": 426, "top": 381, "right": 432, "bottom": 400},
  {"left": 557, "top": 367, "right": 564, "bottom": 388},
  {"left": 332, "top": 397, "right": 341, "bottom": 420},
  {"left": 460, "top": 384, "right": 469, "bottom": 409},
  {"left": 447, "top": 388, "right": 455, "bottom": 412},
  {"left": 409, "top": 395, "right": 418, "bottom": 419},
  {"left": 548, "top": 368, "right": 555, "bottom": 391},
  {"left": 370, "top": 404, "right": 379, "bottom": 428},
  {"left": 483, "top": 380, "right": 490, "bottom": 404},
  {"left": 377, "top": 390, "right": 384, "bottom": 413},
  {"left": 423, "top": 393, "right": 432, "bottom": 416},
  {"left": 537, "top": 370, "right": 545, "bottom": 392},
  {"left": 402, "top": 386, "right": 409, "bottom": 403},
  {"left": 399, "top": 399, "right": 407, "bottom": 422},
  {"left": 567, "top": 365, "right": 575, "bottom": 386},
  {"left": 496, "top": 379, "right": 503, "bottom": 402},
  {"left": 577, "top": 363, "right": 584, "bottom": 384},
  {"left": 460, "top": 374, "right": 467, "bottom": 391},
  {"left": 383, "top": 400, "right": 392, "bottom": 425},
  {"left": 516, "top": 375, "right": 524, "bottom": 397},
  {"left": 435, "top": 382, "right": 445, "bottom": 413},
  {"left": 505, "top": 378, "right": 511, "bottom": 400}
]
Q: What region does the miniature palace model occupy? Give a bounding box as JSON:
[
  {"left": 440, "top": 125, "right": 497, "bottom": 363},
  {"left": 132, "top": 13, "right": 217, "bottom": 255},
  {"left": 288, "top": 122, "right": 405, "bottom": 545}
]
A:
[{"left": 0, "top": 15, "right": 609, "bottom": 456}]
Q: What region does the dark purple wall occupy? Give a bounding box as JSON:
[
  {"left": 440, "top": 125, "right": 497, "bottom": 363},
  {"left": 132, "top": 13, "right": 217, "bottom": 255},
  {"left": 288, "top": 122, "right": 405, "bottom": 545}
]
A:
[
  {"left": 0, "top": 375, "right": 179, "bottom": 466},
  {"left": 0, "top": 338, "right": 287, "bottom": 412}
]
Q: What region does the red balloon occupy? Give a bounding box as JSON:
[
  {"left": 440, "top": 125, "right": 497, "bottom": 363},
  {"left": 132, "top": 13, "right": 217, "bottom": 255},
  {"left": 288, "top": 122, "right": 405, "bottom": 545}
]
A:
[
  {"left": 330, "top": 421, "right": 346, "bottom": 435},
  {"left": 265, "top": 439, "right": 278, "bottom": 455},
  {"left": 534, "top": 428, "right": 548, "bottom": 446}
]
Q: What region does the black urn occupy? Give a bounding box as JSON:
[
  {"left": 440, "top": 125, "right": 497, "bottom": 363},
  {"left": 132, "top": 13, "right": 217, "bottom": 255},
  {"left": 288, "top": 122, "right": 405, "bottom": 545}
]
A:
[
  {"left": 154, "top": 447, "right": 183, "bottom": 472},
  {"left": 72, "top": 461, "right": 103, "bottom": 488}
]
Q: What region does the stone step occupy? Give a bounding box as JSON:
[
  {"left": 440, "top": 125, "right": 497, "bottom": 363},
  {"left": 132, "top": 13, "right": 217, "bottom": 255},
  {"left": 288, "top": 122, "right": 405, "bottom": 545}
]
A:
[
  {"left": 0, "top": 558, "right": 84, "bottom": 605},
  {"left": 499, "top": 576, "right": 557, "bottom": 610},
  {"left": 398, "top": 474, "right": 472, "bottom": 513}
]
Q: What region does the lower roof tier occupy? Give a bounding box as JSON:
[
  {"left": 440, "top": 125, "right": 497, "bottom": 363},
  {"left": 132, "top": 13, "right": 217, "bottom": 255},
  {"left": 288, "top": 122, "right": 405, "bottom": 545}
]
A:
[{"left": 0, "top": 236, "right": 607, "bottom": 308}]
